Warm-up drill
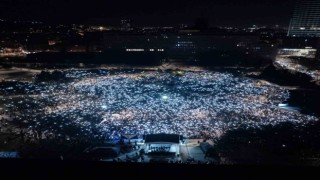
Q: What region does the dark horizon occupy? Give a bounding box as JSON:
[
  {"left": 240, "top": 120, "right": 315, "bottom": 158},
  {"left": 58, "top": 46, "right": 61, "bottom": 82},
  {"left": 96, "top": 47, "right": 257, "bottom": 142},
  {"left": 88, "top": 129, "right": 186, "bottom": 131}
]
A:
[{"left": 0, "top": 0, "right": 296, "bottom": 27}]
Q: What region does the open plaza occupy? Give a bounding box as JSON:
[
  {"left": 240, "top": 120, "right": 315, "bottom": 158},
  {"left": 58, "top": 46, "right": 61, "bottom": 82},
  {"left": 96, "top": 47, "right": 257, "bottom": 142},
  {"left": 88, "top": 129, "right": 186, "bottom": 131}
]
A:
[{"left": 0, "top": 68, "right": 318, "bottom": 162}]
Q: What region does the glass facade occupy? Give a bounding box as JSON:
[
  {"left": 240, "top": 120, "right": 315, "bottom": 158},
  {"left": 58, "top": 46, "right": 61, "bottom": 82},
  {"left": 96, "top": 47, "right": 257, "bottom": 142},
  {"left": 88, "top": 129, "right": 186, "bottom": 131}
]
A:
[{"left": 288, "top": 0, "right": 320, "bottom": 37}]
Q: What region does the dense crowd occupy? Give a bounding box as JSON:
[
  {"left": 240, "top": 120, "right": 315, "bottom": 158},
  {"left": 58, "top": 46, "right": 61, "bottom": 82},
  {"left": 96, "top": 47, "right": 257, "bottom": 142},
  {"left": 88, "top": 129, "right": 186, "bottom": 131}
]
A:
[{"left": 0, "top": 69, "right": 318, "bottom": 142}]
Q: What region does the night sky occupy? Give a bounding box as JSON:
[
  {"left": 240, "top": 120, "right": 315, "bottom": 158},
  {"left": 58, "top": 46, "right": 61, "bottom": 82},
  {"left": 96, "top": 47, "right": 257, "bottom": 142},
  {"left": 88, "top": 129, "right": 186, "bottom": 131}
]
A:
[{"left": 0, "top": 0, "right": 296, "bottom": 26}]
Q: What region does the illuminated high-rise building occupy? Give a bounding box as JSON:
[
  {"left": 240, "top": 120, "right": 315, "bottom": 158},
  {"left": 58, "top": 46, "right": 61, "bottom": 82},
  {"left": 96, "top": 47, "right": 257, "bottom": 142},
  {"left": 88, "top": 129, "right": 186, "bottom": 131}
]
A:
[{"left": 288, "top": 0, "right": 320, "bottom": 37}]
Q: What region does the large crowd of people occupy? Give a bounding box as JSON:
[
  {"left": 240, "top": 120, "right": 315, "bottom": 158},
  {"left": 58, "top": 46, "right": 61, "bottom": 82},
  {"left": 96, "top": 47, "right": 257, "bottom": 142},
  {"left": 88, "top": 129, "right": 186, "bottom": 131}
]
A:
[{"left": 0, "top": 69, "right": 318, "bottom": 143}]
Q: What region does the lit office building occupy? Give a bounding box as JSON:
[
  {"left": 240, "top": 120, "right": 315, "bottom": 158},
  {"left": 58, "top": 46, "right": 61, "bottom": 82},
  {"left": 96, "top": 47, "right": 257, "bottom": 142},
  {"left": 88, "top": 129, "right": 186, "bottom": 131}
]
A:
[{"left": 288, "top": 0, "right": 320, "bottom": 37}]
